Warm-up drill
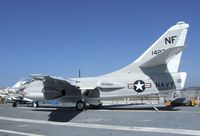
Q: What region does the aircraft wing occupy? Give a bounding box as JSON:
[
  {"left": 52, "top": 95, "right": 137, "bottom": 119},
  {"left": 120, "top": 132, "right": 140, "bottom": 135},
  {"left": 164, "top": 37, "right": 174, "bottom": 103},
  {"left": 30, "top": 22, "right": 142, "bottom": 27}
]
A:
[
  {"left": 31, "top": 74, "right": 72, "bottom": 84},
  {"left": 30, "top": 74, "right": 86, "bottom": 101},
  {"left": 5, "top": 93, "right": 33, "bottom": 103}
]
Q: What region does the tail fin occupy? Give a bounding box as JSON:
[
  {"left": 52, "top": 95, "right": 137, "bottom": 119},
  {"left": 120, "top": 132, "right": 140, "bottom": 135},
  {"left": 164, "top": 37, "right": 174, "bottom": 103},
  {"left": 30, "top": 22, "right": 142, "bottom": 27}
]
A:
[
  {"left": 12, "top": 81, "right": 23, "bottom": 88},
  {"left": 12, "top": 78, "right": 28, "bottom": 88},
  {"left": 109, "top": 21, "right": 189, "bottom": 75},
  {"left": 137, "top": 21, "right": 189, "bottom": 72}
]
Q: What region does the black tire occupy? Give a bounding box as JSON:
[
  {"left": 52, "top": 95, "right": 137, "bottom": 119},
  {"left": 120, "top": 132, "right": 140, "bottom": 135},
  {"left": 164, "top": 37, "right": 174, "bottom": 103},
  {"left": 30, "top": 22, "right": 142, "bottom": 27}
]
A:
[
  {"left": 13, "top": 102, "right": 17, "bottom": 107},
  {"left": 76, "top": 101, "right": 86, "bottom": 111}
]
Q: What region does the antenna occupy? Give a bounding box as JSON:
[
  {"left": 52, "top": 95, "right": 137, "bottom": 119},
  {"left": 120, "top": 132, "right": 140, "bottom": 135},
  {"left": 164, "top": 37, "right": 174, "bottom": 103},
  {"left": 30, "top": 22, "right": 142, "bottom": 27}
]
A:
[{"left": 78, "top": 69, "right": 81, "bottom": 78}]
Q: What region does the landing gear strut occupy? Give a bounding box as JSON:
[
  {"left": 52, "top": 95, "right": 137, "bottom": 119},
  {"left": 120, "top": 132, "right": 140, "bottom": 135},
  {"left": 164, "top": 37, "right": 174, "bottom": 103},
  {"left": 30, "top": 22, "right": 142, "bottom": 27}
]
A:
[
  {"left": 33, "top": 102, "right": 39, "bottom": 108},
  {"left": 12, "top": 102, "right": 17, "bottom": 107},
  {"left": 76, "top": 100, "right": 86, "bottom": 111}
]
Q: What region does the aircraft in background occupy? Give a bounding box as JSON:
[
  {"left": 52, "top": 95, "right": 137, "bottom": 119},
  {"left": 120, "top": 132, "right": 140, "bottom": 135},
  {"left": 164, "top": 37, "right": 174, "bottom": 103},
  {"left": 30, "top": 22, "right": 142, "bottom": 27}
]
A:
[
  {"left": 19, "top": 78, "right": 44, "bottom": 107},
  {"left": 30, "top": 22, "right": 190, "bottom": 110},
  {"left": 0, "top": 77, "right": 44, "bottom": 107},
  {"left": 0, "top": 79, "right": 28, "bottom": 98}
]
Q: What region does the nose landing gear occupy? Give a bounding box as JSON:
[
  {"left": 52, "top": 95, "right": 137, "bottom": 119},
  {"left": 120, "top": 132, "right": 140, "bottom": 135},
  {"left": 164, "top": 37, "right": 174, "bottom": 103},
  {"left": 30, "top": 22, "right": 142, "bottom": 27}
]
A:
[{"left": 33, "top": 102, "right": 39, "bottom": 108}]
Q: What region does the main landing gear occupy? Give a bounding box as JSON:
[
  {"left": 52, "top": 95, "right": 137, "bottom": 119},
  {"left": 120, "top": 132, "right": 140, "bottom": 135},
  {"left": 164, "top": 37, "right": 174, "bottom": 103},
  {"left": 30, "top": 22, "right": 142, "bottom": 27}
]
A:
[
  {"left": 12, "top": 102, "right": 17, "bottom": 107},
  {"left": 76, "top": 100, "right": 86, "bottom": 111}
]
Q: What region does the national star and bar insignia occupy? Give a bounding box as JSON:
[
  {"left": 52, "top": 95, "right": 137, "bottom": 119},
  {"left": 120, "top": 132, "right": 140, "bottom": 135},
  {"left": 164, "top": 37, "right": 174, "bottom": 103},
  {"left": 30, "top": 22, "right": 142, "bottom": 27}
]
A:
[{"left": 128, "top": 80, "right": 151, "bottom": 93}]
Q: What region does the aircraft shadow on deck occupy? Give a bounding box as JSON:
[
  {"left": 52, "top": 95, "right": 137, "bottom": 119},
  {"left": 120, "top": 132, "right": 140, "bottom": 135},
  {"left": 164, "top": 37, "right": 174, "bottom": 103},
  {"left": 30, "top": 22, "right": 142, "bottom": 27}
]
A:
[
  {"left": 90, "top": 104, "right": 180, "bottom": 111},
  {"left": 31, "top": 104, "right": 179, "bottom": 111},
  {"left": 98, "top": 106, "right": 179, "bottom": 111},
  {"left": 48, "top": 107, "right": 82, "bottom": 122},
  {"left": 32, "top": 107, "right": 82, "bottom": 122},
  {"left": 30, "top": 104, "right": 179, "bottom": 122}
]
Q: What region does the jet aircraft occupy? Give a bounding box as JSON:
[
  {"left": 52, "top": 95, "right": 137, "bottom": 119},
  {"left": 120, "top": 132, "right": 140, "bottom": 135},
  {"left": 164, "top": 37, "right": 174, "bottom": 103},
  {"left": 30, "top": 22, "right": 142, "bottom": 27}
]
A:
[
  {"left": 31, "top": 21, "right": 189, "bottom": 110},
  {"left": 0, "top": 79, "right": 28, "bottom": 99},
  {"left": 0, "top": 77, "right": 44, "bottom": 107}
]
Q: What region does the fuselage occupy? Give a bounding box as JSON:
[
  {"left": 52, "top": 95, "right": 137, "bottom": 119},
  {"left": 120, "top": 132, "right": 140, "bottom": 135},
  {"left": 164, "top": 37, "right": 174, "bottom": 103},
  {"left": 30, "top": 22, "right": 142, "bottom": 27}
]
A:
[{"left": 72, "top": 72, "right": 186, "bottom": 100}]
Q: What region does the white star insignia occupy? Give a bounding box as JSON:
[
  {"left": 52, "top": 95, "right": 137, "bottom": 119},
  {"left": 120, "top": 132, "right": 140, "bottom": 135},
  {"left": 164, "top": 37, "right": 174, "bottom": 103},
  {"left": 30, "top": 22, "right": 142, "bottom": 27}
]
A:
[{"left": 135, "top": 81, "right": 144, "bottom": 90}]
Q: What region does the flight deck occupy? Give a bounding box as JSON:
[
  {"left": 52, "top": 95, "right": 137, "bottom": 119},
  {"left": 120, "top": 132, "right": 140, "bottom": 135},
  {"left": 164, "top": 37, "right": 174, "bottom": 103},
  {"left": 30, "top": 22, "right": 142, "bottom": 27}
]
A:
[{"left": 0, "top": 104, "right": 200, "bottom": 136}]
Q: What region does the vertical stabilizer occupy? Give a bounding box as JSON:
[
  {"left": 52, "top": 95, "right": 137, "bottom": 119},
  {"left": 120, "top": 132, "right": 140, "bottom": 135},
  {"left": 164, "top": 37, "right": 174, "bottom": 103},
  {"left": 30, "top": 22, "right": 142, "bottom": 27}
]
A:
[{"left": 108, "top": 22, "right": 189, "bottom": 75}]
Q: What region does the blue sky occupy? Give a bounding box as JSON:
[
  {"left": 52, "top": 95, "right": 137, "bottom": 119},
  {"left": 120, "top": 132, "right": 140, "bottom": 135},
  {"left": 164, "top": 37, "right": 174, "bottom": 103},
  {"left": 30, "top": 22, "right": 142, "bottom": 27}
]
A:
[{"left": 0, "top": 0, "right": 199, "bottom": 87}]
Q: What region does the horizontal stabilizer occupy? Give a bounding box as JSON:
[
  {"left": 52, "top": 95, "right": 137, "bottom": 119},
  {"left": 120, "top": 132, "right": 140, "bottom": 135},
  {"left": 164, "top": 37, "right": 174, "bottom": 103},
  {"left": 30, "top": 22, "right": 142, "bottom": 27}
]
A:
[{"left": 141, "top": 46, "right": 184, "bottom": 67}]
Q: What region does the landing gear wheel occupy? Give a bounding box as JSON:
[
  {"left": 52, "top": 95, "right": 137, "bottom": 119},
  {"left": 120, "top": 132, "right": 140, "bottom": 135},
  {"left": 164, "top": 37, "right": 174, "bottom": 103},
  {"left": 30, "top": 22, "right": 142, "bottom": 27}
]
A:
[
  {"left": 13, "top": 102, "right": 17, "bottom": 107},
  {"left": 76, "top": 101, "right": 86, "bottom": 111},
  {"left": 33, "top": 102, "right": 39, "bottom": 108}
]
